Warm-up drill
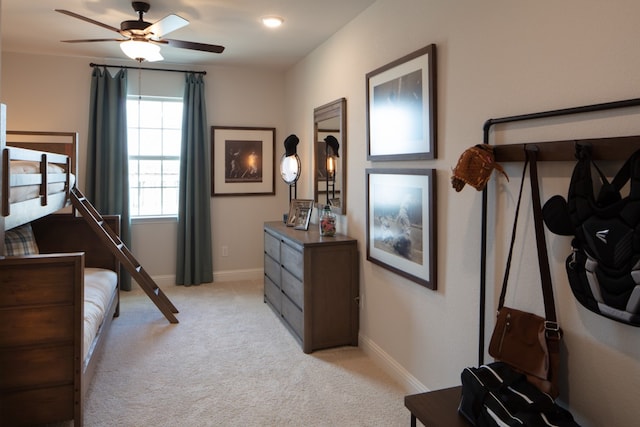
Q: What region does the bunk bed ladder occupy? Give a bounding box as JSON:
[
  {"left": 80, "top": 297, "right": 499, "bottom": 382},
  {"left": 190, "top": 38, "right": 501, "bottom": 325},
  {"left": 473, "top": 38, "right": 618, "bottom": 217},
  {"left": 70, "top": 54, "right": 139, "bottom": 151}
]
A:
[{"left": 70, "top": 187, "right": 179, "bottom": 324}]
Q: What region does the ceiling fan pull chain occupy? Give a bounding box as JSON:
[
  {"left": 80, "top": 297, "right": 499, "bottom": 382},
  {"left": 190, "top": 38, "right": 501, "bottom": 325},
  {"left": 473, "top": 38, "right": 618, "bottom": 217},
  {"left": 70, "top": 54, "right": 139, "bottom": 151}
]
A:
[{"left": 138, "top": 65, "right": 142, "bottom": 101}]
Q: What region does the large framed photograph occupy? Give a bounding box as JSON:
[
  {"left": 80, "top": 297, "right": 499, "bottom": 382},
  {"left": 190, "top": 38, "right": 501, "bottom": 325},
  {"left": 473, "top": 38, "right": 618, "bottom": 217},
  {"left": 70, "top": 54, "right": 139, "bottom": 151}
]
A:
[
  {"left": 366, "top": 44, "right": 437, "bottom": 161},
  {"left": 287, "top": 199, "right": 314, "bottom": 230},
  {"left": 211, "top": 126, "right": 275, "bottom": 197},
  {"left": 366, "top": 168, "right": 437, "bottom": 289}
]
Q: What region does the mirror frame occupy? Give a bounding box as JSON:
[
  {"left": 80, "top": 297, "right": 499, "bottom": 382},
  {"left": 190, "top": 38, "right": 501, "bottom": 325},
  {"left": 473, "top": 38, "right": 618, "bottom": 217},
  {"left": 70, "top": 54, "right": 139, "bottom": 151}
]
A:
[{"left": 314, "top": 98, "right": 347, "bottom": 215}]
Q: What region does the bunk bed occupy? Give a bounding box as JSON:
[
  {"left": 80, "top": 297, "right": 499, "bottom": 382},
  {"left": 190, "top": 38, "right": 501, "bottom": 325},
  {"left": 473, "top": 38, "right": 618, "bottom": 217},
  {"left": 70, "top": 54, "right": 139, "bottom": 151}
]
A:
[{"left": 0, "top": 104, "right": 121, "bottom": 426}]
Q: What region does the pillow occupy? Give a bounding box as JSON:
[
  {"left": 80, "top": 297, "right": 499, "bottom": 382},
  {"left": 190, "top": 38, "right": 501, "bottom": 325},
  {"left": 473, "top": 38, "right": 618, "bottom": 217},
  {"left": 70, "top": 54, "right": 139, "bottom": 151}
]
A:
[{"left": 4, "top": 223, "right": 40, "bottom": 256}]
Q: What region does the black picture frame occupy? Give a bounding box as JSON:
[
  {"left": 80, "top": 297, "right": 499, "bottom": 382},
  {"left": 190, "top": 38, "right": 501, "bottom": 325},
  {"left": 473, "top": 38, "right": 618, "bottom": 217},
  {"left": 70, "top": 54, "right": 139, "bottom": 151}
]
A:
[
  {"left": 211, "top": 126, "right": 275, "bottom": 197},
  {"left": 366, "top": 44, "right": 437, "bottom": 161},
  {"left": 366, "top": 168, "right": 437, "bottom": 289}
]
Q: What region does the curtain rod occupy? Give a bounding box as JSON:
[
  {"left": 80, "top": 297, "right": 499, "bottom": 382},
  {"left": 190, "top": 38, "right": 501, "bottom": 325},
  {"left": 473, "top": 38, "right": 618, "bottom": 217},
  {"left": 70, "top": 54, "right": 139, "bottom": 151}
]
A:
[{"left": 89, "top": 62, "right": 206, "bottom": 75}]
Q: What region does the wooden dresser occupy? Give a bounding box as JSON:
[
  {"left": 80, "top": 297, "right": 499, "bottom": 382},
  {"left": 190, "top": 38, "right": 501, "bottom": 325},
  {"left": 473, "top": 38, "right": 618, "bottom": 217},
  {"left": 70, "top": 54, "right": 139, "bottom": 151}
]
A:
[{"left": 263, "top": 221, "right": 359, "bottom": 353}]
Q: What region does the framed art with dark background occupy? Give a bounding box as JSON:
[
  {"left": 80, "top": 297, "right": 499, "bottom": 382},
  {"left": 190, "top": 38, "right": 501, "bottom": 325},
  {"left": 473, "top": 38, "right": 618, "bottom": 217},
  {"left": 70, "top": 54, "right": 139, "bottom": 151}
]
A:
[{"left": 211, "top": 126, "right": 275, "bottom": 197}]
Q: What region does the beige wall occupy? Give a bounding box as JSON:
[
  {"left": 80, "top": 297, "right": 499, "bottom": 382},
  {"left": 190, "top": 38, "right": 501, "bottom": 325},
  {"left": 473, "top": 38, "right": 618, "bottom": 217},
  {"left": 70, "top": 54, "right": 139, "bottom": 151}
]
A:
[
  {"left": 0, "top": 52, "right": 288, "bottom": 283},
  {"left": 286, "top": 0, "right": 640, "bottom": 426}
]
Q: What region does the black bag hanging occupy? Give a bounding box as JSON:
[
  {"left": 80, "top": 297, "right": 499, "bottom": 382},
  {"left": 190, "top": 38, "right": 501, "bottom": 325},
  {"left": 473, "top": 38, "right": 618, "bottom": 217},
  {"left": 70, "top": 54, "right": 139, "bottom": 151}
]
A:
[
  {"left": 459, "top": 362, "right": 580, "bottom": 427},
  {"left": 542, "top": 144, "right": 640, "bottom": 326}
]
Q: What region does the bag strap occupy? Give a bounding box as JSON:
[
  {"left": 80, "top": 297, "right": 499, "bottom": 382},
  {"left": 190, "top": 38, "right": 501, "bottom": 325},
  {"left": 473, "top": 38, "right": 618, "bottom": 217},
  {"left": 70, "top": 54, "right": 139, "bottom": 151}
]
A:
[
  {"left": 573, "top": 144, "right": 640, "bottom": 206},
  {"left": 497, "top": 146, "right": 560, "bottom": 338},
  {"left": 497, "top": 152, "right": 529, "bottom": 309},
  {"left": 609, "top": 147, "right": 640, "bottom": 200},
  {"left": 528, "top": 147, "right": 560, "bottom": 336}
]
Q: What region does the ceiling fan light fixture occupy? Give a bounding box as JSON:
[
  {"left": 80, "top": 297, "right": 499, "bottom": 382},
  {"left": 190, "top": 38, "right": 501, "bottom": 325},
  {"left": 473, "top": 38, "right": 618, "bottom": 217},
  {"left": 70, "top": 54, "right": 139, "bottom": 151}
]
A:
[
  {"left": 262, "top": 16, "right": 284, "bottom": 28},
  {"left": 120, "top": 40, "right": 163, "bottom": 62}
]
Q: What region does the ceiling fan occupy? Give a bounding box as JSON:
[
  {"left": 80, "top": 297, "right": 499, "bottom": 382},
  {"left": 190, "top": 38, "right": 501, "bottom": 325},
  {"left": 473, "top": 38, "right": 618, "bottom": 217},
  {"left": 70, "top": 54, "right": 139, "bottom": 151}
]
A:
[{"left": 55, "top": 1, "right": 225, "bottom": 62}]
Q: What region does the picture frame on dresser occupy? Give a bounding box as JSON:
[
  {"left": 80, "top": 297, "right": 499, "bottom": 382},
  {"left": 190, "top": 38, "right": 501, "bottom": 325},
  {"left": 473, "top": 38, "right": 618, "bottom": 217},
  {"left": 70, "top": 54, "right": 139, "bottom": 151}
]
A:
[
  {"left": 366, "top": 43, "right": 437, "bottom": 161},
  {"left": 286, "top": 199, "right": 314, "bottom": 230},
  {"left": 366, "top": 168, "right": 437, "bottom": 289}
]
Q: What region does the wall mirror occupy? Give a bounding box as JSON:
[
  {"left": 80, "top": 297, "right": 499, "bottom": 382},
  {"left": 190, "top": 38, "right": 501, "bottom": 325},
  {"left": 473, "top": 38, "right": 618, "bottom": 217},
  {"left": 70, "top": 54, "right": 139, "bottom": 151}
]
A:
[{"left": 314, "top": 98, "right": 347, "bottom": 215}]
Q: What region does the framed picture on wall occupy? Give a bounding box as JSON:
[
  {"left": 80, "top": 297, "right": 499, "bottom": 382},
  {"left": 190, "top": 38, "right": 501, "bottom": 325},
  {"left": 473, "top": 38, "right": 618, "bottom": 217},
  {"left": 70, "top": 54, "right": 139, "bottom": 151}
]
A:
[
  {"left": 366, "top": 168, "right": 437, "bottom": 289},
  {"left": 211, "top": 126, "right": 276, "bottom": 197},
  {"left": 366, "top": 44, "right": 437, "bottom": 161}
]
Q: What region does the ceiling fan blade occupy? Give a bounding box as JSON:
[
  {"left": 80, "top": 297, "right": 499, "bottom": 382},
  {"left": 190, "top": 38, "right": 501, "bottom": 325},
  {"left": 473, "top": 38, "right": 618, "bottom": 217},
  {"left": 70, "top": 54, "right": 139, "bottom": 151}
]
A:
[
  {"left": 61, "top": 39, "right": 127, "bottom": 43},
  {"left": 162, "top": 39, "right": 225, "bottom": 54},
  {"left": 145, "top": 14, "right": 188, "bottom": 39},
  {"left": 54, "top": 9, "right": 122, "bottom": 34}
]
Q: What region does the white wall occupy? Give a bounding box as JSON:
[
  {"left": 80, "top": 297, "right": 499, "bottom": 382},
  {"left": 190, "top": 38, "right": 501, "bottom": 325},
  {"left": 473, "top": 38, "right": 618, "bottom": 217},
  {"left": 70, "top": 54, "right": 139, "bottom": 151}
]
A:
[
  {"left": 0, "top": 52, "right": 289, "bottom": 283},
  {"left": 285, "top": 0, "right": 640, "bottom": 425}
]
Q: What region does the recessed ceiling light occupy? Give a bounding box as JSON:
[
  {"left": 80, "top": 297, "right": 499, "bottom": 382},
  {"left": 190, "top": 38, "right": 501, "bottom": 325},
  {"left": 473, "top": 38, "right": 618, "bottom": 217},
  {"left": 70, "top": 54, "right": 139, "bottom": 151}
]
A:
[{"left": 262, "top": 16, "right": 284, "bottom": 28}]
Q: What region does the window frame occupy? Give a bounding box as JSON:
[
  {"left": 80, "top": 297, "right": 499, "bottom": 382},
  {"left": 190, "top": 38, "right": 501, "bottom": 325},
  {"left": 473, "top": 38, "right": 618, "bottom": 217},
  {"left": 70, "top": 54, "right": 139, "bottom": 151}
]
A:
[{"left": 127, "top": 95, "right": 183, "bottom": 219}]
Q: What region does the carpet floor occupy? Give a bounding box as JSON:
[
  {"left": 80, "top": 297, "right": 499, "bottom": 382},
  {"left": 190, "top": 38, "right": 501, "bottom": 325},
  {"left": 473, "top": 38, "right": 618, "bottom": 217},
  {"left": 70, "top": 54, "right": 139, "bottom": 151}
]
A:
[{"left": 77, "top": 279, "right": 409, "bottom": 426}]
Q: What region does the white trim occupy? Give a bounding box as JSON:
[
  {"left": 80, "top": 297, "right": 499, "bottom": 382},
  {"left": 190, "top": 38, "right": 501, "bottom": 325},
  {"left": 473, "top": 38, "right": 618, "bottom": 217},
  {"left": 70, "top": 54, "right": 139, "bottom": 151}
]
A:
[
  {"left": 213, "top": 268, "right": 263, "bottom": 282},
  {"left": 132, "top": 269, "right": 263, "bottom": 289},
  {"left": 359, "top": 333, "right": 428, "bottom": 394},
  {"left": 131, "top": 216, "right": 178, "bottom": 225},
  {"left": 132, "top": 274, "right": 174, "bottom": 288}
]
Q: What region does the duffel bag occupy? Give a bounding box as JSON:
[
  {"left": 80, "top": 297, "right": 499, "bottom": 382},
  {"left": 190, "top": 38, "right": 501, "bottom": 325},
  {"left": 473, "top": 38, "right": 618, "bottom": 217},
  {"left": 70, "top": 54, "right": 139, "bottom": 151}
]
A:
[{"left": 459, "top": 362, "right": 580, "bottom": 427}]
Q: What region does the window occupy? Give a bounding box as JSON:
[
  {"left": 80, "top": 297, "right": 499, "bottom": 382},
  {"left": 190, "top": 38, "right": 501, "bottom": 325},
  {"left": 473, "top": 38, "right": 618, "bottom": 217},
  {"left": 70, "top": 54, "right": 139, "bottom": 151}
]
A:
[{"left": 127, "top": 97, "right": 183, "bottom": 217}]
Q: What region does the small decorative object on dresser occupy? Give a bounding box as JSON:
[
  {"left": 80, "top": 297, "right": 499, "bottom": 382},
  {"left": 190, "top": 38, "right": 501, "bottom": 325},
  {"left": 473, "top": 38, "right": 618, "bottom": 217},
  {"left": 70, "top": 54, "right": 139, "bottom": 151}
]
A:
[
  {"left": 319, "top": 204, "right": 337, "bottom": 236},
  {"left": 263, "top": 221, "right": 359, "bottom": 353}
]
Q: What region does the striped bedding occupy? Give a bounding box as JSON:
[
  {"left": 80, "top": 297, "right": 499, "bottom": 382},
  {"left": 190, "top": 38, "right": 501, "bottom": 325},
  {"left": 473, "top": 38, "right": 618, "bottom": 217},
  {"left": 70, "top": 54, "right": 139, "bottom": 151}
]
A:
[{"left": 9, "top": 160, "right": 75, "bottom": 204}]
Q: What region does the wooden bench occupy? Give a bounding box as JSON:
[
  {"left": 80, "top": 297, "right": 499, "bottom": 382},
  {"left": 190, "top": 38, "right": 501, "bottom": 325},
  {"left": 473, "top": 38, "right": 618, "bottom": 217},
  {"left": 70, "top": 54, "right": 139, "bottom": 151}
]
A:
[{"left": 404, "top": 386, "right": 469, "bottom": 427}]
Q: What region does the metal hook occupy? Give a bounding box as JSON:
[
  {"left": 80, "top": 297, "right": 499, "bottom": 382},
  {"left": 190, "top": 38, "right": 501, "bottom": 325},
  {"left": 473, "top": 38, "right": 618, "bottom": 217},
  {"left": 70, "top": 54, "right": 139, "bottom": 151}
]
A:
[{"left": 574, "top": 141, "right": 592, "bottom": 159}]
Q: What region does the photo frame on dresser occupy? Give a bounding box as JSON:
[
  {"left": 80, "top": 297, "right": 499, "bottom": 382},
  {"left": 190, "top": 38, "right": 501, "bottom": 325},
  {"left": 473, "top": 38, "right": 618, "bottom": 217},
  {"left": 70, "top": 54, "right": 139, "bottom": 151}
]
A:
[
  {"left": 366, "top": 168, "right": 437, "bottom": 289},
  {"left": 366, "top": 44, "right": 437, "bottom": 161},
  {"left": 287, "top": 199, "right": 314, "bottom": 230}
]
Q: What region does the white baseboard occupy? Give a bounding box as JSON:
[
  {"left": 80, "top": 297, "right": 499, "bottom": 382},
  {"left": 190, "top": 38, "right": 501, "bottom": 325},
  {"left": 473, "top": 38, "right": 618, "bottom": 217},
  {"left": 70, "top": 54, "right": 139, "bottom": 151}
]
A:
[
  {"left": 147, "top": 274, "right": 175, "bottom": 287},
  {"left": 131, "top": 269, "right": 263, "bottom": 289},
  {"left": 359, "top": 333, "right": 428, "bottom": 394},
  {"left": 213, "top": 268, "right": 263, "bottom": 282}
]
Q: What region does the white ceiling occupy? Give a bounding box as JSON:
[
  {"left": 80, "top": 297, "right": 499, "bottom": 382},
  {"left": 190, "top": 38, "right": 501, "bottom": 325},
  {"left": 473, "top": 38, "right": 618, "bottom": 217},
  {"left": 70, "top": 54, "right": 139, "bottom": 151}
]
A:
[{"left": 1, "top": 0, "right": 376, "bottom": 70}]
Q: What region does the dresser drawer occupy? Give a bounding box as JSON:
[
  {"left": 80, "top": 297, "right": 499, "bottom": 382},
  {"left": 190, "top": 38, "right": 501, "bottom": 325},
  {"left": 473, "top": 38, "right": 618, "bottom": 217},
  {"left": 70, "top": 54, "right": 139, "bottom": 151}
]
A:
[
  {"left": 281, "top": 241, "right": 303, "bottom": 280},
  {"left": 264, "top": 254, "right": 280, "bottom": 284},
  {"left": 264, "top": 275, "right": 281, "bottom": 313},
  {"left": 282, "top": 294, "right": 303, "bottom": 340},
  {"left": 281, "top": 268, "right": 303, "bottom": 309},
  {"left": 264, "top": 231, "right": 281, "bottom": 262}
]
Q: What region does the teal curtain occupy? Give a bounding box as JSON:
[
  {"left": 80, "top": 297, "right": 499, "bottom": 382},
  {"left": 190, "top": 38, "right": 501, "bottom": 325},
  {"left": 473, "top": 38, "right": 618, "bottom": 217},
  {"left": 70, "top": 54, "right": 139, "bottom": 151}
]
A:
[
  {"left": 86, "top": 67, "right": 132, "bottom": 291},
  {"left": 176, "top": 73, "right": 213, "bottom": 285}
]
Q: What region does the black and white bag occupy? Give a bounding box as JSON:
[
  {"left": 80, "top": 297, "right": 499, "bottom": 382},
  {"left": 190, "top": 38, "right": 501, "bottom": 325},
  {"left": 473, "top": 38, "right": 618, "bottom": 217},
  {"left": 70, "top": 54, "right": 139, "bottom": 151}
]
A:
[
  {"left": 543, "top": 144, "right": 640, "bottom": 326},
  {"left": 459, "top": 362, "right": 580, "bottom": 427}
]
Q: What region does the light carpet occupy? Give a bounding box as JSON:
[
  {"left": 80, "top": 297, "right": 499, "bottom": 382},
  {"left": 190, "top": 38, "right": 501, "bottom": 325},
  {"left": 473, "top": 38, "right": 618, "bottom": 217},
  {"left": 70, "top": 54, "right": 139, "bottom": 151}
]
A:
[{"left": 79, "top": 279, "right": 409, "bottom": 426}]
